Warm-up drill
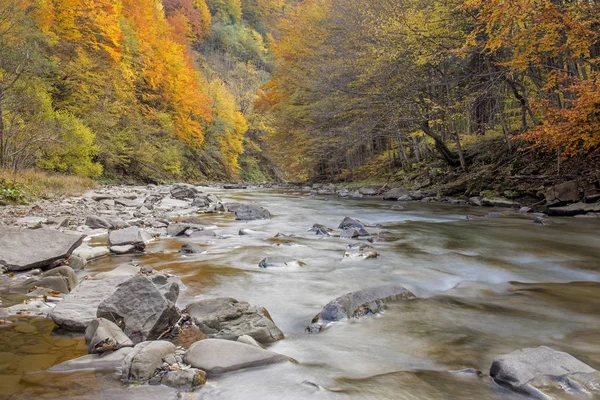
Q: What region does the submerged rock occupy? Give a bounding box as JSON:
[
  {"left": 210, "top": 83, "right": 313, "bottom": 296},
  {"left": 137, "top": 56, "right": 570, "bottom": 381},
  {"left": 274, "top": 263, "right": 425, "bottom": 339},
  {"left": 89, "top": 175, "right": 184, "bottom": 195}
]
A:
[
  {"left": 0, "top": 229, "right": 84, "bottom": 271},
  {"left": 97, "top": 275, "right": 180, "bottom": 343},
  {"left": 184, "top": 339, "right": 289, "bottom": 374},
  {"left": 258, "top": 256, "right": 304, "bottom": 268},
  {"left": 307, "top": 284, "right": 416, "bottom": 332},
  {"left": 186, "top": 297, "right": 284, "bottom": 344},
  {"left": 343, "top": 243, "right": 378, "bottom": 259},
  {"left": 490, "top": 346, "right": 600, "bottom": 398},
  {"left": 308, "top": 224, "right": 331, "bottom": 236},
  {"left": 180, "top": 243, "right": 204, "bottom": 254}
]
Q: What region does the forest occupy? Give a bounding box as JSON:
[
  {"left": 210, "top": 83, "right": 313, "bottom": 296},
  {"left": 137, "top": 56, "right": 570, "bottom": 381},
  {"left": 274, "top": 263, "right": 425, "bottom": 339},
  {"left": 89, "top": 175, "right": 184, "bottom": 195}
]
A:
[{"left": 1, "top": 0, "right": 599, "bottom": 185}]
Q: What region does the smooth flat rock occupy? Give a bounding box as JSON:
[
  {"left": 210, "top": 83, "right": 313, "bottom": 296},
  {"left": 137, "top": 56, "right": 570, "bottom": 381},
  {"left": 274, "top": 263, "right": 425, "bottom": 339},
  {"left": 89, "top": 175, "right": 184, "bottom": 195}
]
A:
[
  {"left": 155, "top": 198, "right": 190, "bottom": 211},
  {"left": 97, "top": 275, "right": 180, "bottom": 343},
  {"left": 184, "top": 339, "right": 289, "bottom": 374},
  {"left": 307, "top": 284, "right": 415, "bottom": 332},
  {"left": 92, "top": 262, "right": 139, "bottom": 279},
  {"left": 108, "top": 226, "right": 149, "bottom": 251},
  {"left": 48, "top": 348, "right": 133, "bottom": 373},
  {"left": 490, "top": 346, "right": 600, "bottom": 397},
  {"left": 72, "top": 245, "right": 110, "bottom": 262},
  {"left": 0, "top": 229, "right": 84, "bottom": 271},
  {"left": 49, "top": 276, "right": 129, "bottom": 332},
  {"left": 110, "top": 245, "right": 137, "bottom": 254},
  {"left": 187, "top": 297, "right": 284, "bottom": 344},
  {"left": 122, "top": 341, "right": 176, "bottom": 382},
  {"left": 85, "top": 318, "right": 134, "bottom": 354},
  {"left": 85, "top": 215, "right": 128, "bottom": 229}
]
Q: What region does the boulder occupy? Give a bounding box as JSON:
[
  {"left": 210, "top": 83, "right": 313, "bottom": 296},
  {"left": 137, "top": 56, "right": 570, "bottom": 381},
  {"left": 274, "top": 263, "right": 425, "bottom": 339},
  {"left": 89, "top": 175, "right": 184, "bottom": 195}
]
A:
[
  {"left": 48, "top": 347, "right": 133, "bottom": 373},
  {"left": 0, "top": 229, "right": 84, "bottom": 271},
  {"left": 258, "top": 257, "right": 303, "bottom": 268},
  {"left": 162, "top": 368, "right": 207, "bottom": 390},
  {"left": 85, "top": 318, "right": 134, "bottom": 354},
  {"left": 69, "top": 255, "right": 87, "bottom": 270},
  {"left": 191, "top": 196, "right": 209, "bottom": 208},
  {"left": 180, "top": 243, "right": 204, "bottom": 254},
  {"left": 122, "top": 341, "right": 177, "bottom": 382},
  {"left": 340, "top": 228, "right": 360, "bottom": 239},
  {"left": 9, "top": 266, "right": 78, "bottom": 294},
  {"left": 469, "top": 197, "right": 483, "bottom": 206},
  {"left": 307, "top": 284, "right": 416, "bottom": 332},
  {"left": 490, "top": 346, "right": 600, "bottom": 398},
  {"left": 110, "top": 245, "right": 137, "bottom": 255},
  {"left": 170, "top": 184, "right": 198, "bottom": 200},
  {"left": 186, "top": 297, "right": 284, "bottom": 344},
  {"left": 108, "top": 226, "right": 150, "bottom": 252},
  {"left": 184, "top": 339, "right": 289, "bottom": 374},
  {"left": 49, "top": 276, "right": 130, "bottom": 332},
  {"left": 226, "top": 203, "right": 270, "bottom": 220},
  {"left": 383, "top": 187, "right": 409, "bottom": 201},
  {"left": 545, "top": 180, "right": 581, "bottom": 204},
  {"left": 97, "top": 275, "right": 180, "bottom": 343},
  {"left": 167, "top": 223, "right": 190, "bottom": 237},
  {"left": 338, "top": 217, "right": 370, "bottom": 236}
]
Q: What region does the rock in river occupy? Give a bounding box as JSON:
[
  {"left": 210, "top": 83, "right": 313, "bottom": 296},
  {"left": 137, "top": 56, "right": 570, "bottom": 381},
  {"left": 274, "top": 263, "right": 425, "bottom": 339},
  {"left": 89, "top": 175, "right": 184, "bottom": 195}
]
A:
[
  {"left": 307, "top": 284, "right": 416, "bottom": 333},
  {"left": 338, "top": 217, "right": 370, "bottom": 236},
  {"left": 186, "top": 297, "right": 284, "bottom": 344},
  {"left": 226, "top": 203, "right": 271, "bottom": 221},
  {"left": 85, "top": 318, "right": 134, "bottom": 354},
  {"left": 97, "top": 275, "right": 180, "bottom": 343},
  {"left": 48, "top": 347, "right": 133, "bottom": 373},
  {"left": 0, "top": 228, "right": 84, "bottom": 271},
  {"left": 122, "top": 340, "right": 177, "bottom": 382},
  {"left": 490, "top": 346, "right": 600, "bottom": 398},
  {"left": 184, "top": 339, "right": 290, "bottom": 374},
  {"left": 258, "top": 256, "right": 304, "bottom": 268},
  {"left": 50, "top": 276, "right": 130, "bottom": 332},
  {"left": 9, "top": 266, "right": 78, "bottom": 294},
  {"left": 108, "top": 226, "right": 151, "bottom": 253}
]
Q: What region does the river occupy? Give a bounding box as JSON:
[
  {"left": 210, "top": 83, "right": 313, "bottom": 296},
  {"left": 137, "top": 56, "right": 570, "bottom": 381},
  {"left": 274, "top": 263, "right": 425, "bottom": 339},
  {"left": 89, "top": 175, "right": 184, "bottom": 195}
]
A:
[{"left": 1, "top": 187, "right": 599, "bottom": 399}]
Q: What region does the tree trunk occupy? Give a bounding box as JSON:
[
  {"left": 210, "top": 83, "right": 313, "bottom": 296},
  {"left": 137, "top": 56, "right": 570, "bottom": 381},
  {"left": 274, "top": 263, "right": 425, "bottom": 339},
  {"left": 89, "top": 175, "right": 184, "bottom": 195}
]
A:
[{"left": 420, "top": 120, "right": 461, "bottom": 167}]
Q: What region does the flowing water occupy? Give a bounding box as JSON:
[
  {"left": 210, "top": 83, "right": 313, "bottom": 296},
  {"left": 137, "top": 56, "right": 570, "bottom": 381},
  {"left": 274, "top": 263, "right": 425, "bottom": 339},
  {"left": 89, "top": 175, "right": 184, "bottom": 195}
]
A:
[{"left": 1, "top": 188, "right": 600, "bottom": 399}]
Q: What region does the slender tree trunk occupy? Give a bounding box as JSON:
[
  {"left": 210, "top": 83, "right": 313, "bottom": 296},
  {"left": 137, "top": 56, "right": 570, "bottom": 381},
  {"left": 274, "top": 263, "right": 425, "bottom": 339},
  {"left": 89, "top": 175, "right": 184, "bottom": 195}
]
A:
[{"left": 421, "top": 120, "right": 461, "bottom": 167}]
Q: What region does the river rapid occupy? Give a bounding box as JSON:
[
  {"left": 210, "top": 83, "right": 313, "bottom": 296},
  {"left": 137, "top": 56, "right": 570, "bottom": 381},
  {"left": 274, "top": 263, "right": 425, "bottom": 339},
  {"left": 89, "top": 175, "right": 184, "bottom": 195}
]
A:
[{"left": 1, "top": 187, "right": 599, "bottom": 399}]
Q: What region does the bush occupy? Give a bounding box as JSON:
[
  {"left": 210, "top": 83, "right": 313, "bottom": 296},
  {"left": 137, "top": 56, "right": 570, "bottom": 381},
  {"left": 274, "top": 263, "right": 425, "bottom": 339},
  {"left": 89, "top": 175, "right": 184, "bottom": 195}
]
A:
[{"left": 0, "top": 179, "right": 26, "bottom": 204}]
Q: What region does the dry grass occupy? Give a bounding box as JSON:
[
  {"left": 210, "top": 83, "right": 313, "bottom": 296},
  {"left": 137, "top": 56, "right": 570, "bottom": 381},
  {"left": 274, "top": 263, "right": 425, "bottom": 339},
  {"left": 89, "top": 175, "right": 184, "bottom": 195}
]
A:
[{"left": 0, "top": 169, "right": 95, "bottom": 202}]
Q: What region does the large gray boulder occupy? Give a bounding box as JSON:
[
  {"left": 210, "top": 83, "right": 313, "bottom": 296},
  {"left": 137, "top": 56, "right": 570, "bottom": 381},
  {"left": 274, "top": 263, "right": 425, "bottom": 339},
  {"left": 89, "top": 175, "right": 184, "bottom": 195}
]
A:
[
  {"left": 49, "top": 276, "right": 130, "bottom": 332},
  {"left": 122, "top": 341, "right": 177, "bottom": 382},
  {"left": 545, "top": 180, "right": 581, "bottom": 204},
  {"left": 48, "top": 347, "right": 133, "bottom": 373},
  {"left": 108, "top": 226, "right": 151, "bottom": 252},
  {"left": 170, "top": 184, "right": 198, "bottom": 200},
  {"left": 383, "top": 187, "right": 409, "bottom": 200},
  {"left": 186, "top": 297, "right": 284, "bottom": 344},
  {"left": 307, "top": 284, "right": 416, "bottom": 332},
  {"left": 0, "top": 229, "right": 84, "bottom": 271},
  {"left": 226, "top": 203, "right": 270, "bottom": 221},
  {"left": 97, "top": 275, "right": 180, "bottom": 343},
  {"left": 490, "top": 346, "right": 600, "bottom": 398},
  {"left": 184, "top": 339, "right": 289, "bottom": 374},
  {"left": 85, "top": 318, "right": 134, "bottom": 354},
  {"left": 10, "top": 266, "right": 78, "bottom": 294}
]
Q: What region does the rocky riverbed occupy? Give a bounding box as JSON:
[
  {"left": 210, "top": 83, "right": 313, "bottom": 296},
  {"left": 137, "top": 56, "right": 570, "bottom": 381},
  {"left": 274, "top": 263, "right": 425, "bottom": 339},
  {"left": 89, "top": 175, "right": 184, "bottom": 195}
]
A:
[{"left": 0, "top": 184, "right": 599, "bottom": 399}]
